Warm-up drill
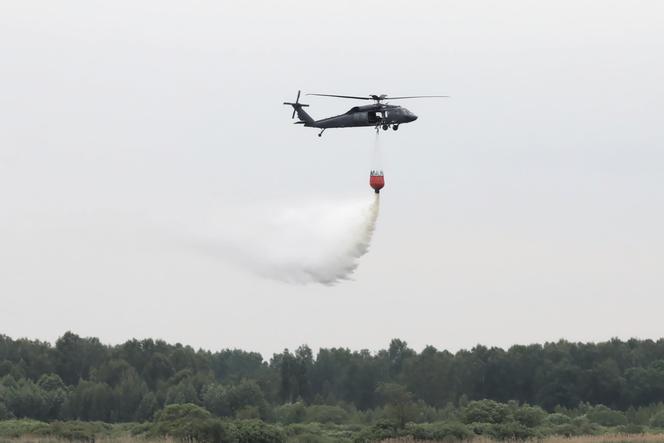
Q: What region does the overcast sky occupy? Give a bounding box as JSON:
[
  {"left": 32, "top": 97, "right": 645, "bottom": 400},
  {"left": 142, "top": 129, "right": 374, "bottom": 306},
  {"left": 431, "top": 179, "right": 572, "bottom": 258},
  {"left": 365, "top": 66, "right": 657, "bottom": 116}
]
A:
[{"left": 1, "top": 1, "right": 663, "bottom": 358}]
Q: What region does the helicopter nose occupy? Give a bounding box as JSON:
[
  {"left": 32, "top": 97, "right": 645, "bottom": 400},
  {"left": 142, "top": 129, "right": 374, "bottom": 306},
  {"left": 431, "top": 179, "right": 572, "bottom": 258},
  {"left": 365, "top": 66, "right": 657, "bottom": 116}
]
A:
[{"left": 410, "top": 114, "right": 418, "bottom": 122}]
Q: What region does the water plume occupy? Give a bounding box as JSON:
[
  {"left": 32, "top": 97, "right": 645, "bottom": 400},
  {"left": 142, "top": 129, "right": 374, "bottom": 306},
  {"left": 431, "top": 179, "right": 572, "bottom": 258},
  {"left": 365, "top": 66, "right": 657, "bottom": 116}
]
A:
[{"left": 198, "top": 195, "right": 380, "bottom": 285}]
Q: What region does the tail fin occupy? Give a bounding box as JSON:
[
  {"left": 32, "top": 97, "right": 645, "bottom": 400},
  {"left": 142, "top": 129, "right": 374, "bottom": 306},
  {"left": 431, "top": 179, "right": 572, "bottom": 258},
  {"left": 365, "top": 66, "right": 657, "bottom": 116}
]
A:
[{"left": 283, "top": 90, "right": 314, "bottom": 125}]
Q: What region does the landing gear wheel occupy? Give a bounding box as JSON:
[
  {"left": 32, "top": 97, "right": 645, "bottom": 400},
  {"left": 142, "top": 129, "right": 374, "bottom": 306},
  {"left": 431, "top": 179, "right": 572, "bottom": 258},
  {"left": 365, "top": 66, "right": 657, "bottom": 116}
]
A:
[
  {"left": 382, "top": 124, "right": 389, "bottom": 131},
  {"left": 392, "top": 125, "right": 399, "bottom": 131}
]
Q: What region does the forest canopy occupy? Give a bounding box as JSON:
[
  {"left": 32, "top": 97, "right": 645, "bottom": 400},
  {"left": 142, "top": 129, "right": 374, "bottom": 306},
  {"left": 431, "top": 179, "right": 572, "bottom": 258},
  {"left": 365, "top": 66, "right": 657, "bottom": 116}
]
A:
[{"left": 2, "top": 333, "right": 664, "bottom": 424}]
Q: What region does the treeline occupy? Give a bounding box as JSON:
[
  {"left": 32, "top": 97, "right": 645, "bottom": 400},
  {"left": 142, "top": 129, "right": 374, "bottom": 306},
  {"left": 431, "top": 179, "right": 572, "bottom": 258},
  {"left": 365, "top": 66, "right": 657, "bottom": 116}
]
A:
[{"left": 2, "top": 333, "right": 664, "bottom": 423}]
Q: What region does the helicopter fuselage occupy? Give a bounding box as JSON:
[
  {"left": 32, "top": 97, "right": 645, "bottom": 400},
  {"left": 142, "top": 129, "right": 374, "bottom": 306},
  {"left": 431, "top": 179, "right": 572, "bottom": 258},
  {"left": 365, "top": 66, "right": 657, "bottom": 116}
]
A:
[{"left": 307, "top": 104, "right": 417, "bottom": 129}]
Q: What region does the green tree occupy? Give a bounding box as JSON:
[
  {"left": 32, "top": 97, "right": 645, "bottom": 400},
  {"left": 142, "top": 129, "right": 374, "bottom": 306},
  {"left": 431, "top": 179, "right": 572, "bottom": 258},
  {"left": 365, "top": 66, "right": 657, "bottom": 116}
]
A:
[
  {"left": 5, "top": 378, "right": 48, "bottom": 419},
  {"left": 377, "top": 383, "right": 418, "bottom": 428},
  {"left": 385, "top": 339, "right": 416, "bottom": 378},
  {"left": 344, "top": 350, "right": 385, "bottom": 410},
  {"left": 113, "top": 369, "right": 149, "bottom": 421},
  {"left": 165, "top": 379, "right": 199, "bottom": 405},
  {"left": 403, "top": 346, "right": 455, "bottom": 407},
  {"left": 63, "top": 380, "right": 114, "bottom": 421},
  {"left": 142, "top": 353, "right": 175, "bottom": 389},
  {"left": 92, "top": 359, "right": 135, "bottom": 387},
  {"left": 202, "top": 383, "right": 231, "bottom": 417},
  {"left": 534, "top": 360, "right": 582, "bottom": 409},
  {"left": 0, "top": 400, "right": 13, "bottom": 419},
  {"left": 212, "top": 349, "right": 266, "bottom": 383},
  {"left": 135, "top": 392, "right": 159, "bottom": 421},
  {"left": 55, "top": 332, "right": 107, "bottom": 385},
  {"left": 37, "top": 373, "right": 67, "bottom": 419},
  {"left": 226, "top": 380, "right": 270, "bottom": 419}
]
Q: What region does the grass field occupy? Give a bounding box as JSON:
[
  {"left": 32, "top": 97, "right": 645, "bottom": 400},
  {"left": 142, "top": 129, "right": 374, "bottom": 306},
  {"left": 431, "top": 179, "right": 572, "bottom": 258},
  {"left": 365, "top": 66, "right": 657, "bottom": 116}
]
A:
[
  {"left": 4, "top": 434, "right": 664, "bottom": 443},
  {"left": 380, "top": 436, "right": 664, "bottom": 443}
]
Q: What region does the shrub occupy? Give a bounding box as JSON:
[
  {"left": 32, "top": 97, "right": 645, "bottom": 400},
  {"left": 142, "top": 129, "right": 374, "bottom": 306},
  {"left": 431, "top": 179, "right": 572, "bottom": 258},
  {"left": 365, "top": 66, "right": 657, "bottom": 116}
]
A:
[
  {"left": 406, "top": 421, "right": 472, "bottom": 440},
  {"left": 466, "top": 421, "right": 494, "bottom": 436},
  {"left": 462, "top": 400, "right": 510, "bottom": 424},
  {"left": 46, "top": 421, "right": 111, "bottom": 442},
  {"left": 275, "top": 402, "right": 306, "bottom": 424},
  {"left": 304, "top": 405, "right": 349, "bottom": 424},
  {"left": 0, "top": 419, "right": 49, "bottom": 438},
  {"left": 226, "top": 381, "right": 270, "bottom": 420},
  {"left": 288, "top": 433, "right": 330, "bottom": 443},
  {"left": 151, "top": 403, "right": 231, "bottom": 443},
  {"left": 489, "top": 421, "right": 539, "bottom": 440},
  {"left": 285, "top": 426, "right": 341, "bottom": 443},
  {"left": 0, "top": 402, "right": 13, "bottom": 420},
  {"left": 464, "top": 421, "right": 537, "bottom": 440},
  {"left": 352, "top": 419, "right": 400, "bottom": 443},
  {"left": 232, "top": 419, "right": 285, "bottom": 443},
  {"left": 159, "top": 418, "right": 229, "bottom": 443},
  {"left": 617, "top": 423, "right": 645, "bottom": 434},
  {"left": 650, "top": 410, "right": 664, "bottom": 428},
  {"left": 545, "top": 413, "right": 572, "bottom": 426},
  {"left": 561, "top": 416, "right": 601, "bottom": 436},
  {"left": 586, "top": 405, "right": 627, "bottom": 426},
  {"left": 513, "top": 404, "right": 546, "bottom": 427},
  {"left": 235, "top": 406, "right": 260, "bottom": 420},
  {"left": 284, "top": 423, "right": 322, "bottom": 436},
  {"left": 155, "top": 403, "right": 212, "bottom": 423}
]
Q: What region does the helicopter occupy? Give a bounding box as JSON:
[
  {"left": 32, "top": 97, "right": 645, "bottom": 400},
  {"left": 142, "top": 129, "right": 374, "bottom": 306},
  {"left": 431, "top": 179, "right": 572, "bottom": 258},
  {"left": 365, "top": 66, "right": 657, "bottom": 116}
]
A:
[{"left": 284, "top": 91, "right": 448, "bottom": 137}]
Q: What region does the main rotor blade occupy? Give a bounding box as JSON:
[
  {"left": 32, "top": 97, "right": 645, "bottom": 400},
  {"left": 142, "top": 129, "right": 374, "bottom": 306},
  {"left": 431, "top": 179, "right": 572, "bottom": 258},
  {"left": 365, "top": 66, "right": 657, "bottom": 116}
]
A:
[
  {"left": 307, "top": 93, "right": 449, "bottom": 101},
  {"left": 384, "top": 95, "right": 450, "bottom": 100},
  {"left": 307, "top": 93, "right": 373, "bottom": 100}
]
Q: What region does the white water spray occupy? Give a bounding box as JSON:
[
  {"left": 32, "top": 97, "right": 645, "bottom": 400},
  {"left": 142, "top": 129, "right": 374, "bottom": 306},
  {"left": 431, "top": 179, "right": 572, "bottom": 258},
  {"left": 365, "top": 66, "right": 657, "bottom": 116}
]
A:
[{"left": 196, "top": 195, "right": 380, "bottom": 285}]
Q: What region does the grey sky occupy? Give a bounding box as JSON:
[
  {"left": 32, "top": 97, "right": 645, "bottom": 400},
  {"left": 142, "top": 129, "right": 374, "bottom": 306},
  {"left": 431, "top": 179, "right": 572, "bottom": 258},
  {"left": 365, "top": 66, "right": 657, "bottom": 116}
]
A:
[{"left": 1, "top": 1, "right": 663, "bottom": 357}]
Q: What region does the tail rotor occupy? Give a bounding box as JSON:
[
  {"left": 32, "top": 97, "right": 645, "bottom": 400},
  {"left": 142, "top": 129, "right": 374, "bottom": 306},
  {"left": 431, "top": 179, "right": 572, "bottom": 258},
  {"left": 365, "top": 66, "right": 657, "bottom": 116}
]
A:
[{"left": 283, "top": 90, "right": 309, "bottom": 119}]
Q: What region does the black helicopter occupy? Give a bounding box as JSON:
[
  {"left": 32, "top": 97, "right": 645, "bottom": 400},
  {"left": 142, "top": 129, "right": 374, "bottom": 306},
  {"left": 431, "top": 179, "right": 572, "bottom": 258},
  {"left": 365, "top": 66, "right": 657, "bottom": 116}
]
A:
[{"left": 284, "top": 91, "right": 448, "bottom": 136}]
